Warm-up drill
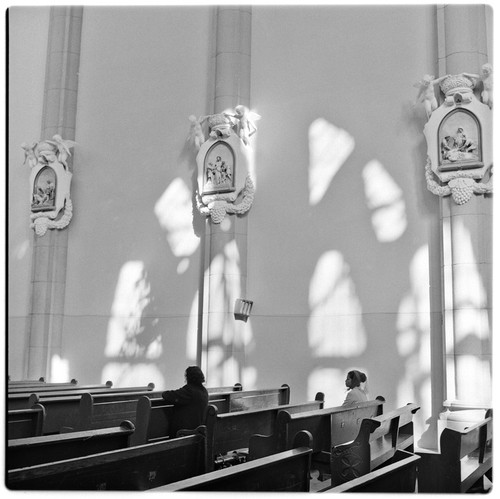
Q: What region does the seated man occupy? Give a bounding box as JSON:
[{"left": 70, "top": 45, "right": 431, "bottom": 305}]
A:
[{"left": 162, "top": 366, "right": 209, "bottom": 438}]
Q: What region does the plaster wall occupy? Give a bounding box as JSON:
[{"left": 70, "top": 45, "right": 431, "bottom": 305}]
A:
[
  {"left": 7, "top": 5, "right": 466, "bottom": 445},
  {"left": 246, "top": 5, "right": 441, "bottom": 439},
  {"left": 7, "top": 7, "right": 50, "bottom": 380}
]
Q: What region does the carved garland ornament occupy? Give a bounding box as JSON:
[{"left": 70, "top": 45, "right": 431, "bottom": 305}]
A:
[
  {"left": 188, "top": 105, "right": 260, "bottom": 223},
  {"left": 415, "top": 64, "right": 493, "bottom": 205},
  {"left": 21, "top": 135, "right": 76, "bottom": 236}
]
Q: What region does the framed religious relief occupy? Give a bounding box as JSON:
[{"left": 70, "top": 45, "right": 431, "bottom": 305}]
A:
[
  {"left": 202, "top": 141, "right": 236, "bottom": 195},
  {"left": 438, "top": 109, "right": 482, "bottom": 171},
  {"left": 31, "top": 166, "right": 57, "bottom": 212}
]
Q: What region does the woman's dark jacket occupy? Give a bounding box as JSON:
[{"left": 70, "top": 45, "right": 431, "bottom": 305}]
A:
[{"left": 161, "top": 383, "right": 209, "bottom": 438}]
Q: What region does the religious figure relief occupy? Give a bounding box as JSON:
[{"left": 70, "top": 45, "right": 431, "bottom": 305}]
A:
[
  {"left": 21, "top": 135, "right": 75, "bottom": 236},
  {"left": 32, "top": 167, "right": 56, "bottom": 211},
  {"left": 204, "top": 146, "right": 234, "bottom": 194},
  {"left": 439, "top": 111, "right": 481, "bottom": 169},
  {"left": 420, "top": 68, "right": 492, "bottom": 205},
  {"left": 188, "top": 105, "right": 259, "bottom": 223}
]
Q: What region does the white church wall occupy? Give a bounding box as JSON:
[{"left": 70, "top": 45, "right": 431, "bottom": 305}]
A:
[
  {"left": 246, "top": 5, "right": 440, "bottom": 441},
  {"left": 7, "top": 7, "right": 50, "bottom": 380}
]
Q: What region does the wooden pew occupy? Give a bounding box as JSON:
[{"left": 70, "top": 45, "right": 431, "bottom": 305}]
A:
[
  {"left": 7, "top": 382, "right": 126, "bottom": 411},
  {"left": 249, "top": 398, "right": 384, "bottom": 479},
  {"left": 155, "top": 430, "right": 313, "bottom": 492},
  {"left": 28, "top": 384, "right": 242, "bottom": 435},
  {"left": 75, "top": 385, "right": 246, "bottom": 432},
  {"left": 128, "top": 396, "right": 174, "bottom": 446},
  {"left": 205, "top": 394, "right": 325, "bottom": 471},
  {"left": 8, "top": 376, "right": 45, "bottom": 384},
  {"left": 416, "top": 411, "right": 493, "bottom": 493},
  {"left": 206, "top": 383, "right": 242, "bottom": 393},
  {"left": 204, "top": 384, "right": 290, "bottom": 414},
  {"left": 16, "top": 384, "right": 156, "bottom": 434},
  {"left": 323, "top": 450, "right": 420, "bottom": 493},
  {"left": 7, "top": 421, "right": 135, "bottom": 470},
  {"left": 8, "top": 379, "right": 80, "bottom": 393},
  {"left": 7, "top": 404, "right": 45, "bottom": 439},
  {"left": 324, "top": 403, "right": 420, "bottom": 490},
  {"left": 7, "top": 426, "right": 207, "bottom": 491}
]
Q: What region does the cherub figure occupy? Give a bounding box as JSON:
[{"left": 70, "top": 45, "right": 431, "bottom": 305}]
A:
[
  {"left": 414, "top": 74, "right": 449, "bottom": 119},
  {"left": 233, "top": 105, "right": 261, "bottom": 145},
  {"left": 46, "top": 134, "right": 76, "bottom": 167},
  {"left": 21, "top": 142, "right": 38, "bottom": 168},
  {"left": 462, "top": 63, "right": 493, "bottom": 109},
  {"left": 188, "top": 115, "right": 206, "bottom": 150}
]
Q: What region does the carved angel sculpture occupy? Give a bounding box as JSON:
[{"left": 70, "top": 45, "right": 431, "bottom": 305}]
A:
[
  {"left": 46, "top": 134, "right": 76, "bottom": 167},
  {"left": 233, "top": 105, "right": 261, "bottom": 145},
  {"left": 21, "top": 142, "right": 38, "bottom": 168},
  {"left": 462, "top": 63, "right": 493, "bottom": 109},
  {"left": 414, "top": 74, "right": 449, "bottom": 119},
  {"left": 188, "top": 115, "right": 206, "bottom": 150}
]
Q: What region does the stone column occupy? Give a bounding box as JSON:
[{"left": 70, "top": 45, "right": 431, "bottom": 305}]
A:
[
  {"left": 26, "top": 7, "right": 83, "bottom": 380},
  {"left": 200, "top": 6, "right": 253, "bottom": 385},
  {"left": 437, "top": 5, "right": 492, "bottom": 409}
]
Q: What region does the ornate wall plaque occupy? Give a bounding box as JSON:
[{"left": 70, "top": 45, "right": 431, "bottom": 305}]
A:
[
  {"left": 188, "top": 106, "right": 259, "bottom": 223},
  {"left": 22, "top": 135, "right": 75, "bottom": 236},
  {"left": 418, "top": 65, "right": 493, "bottom": 205}
]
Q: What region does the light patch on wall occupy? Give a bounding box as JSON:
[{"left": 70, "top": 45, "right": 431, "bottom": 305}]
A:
[
  {"left": 308, "top": 118, "right": 355, "bottom": 205},
  {"left": 396, "top": 246, "right": 431, "bottom": 426},
  {"left": 186, "top": 290, "right": 200, "bottom": 362},
  {"left": 308, "top": 250, "right": 366, "bottom": 358},
  {"left": 308, "top": 367, "right": 345, "bottom": 408},
  {"left": 13, "top": 240, "right": 30, "bottom": 260},
  {"left": 455, "top": 356, "right": 491, "bottom": 404},
  {"left": 105, "top": 261, "right": 161, "bottom": 359},
  {"left": 101, "top": 362, "right": 165, "bottom": 389},
  {"left": 200, "top": 240, "right": 253, "bottom": 386},
  {"left": 452, "top": 219, "right": 489, "bottom": 343},
  {"left": 50, "top": 354, "right": 69, "bottom": 382},
  {"left": 362, "top": 160, "right": 407, "bottom": 242},
  {"left": 154, "top": 177, "right": 200, "bottom": 274}
]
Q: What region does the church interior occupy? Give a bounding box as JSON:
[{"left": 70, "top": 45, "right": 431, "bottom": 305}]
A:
[{"left": 6, "top": 3, "right": 493, "bottom": 492}]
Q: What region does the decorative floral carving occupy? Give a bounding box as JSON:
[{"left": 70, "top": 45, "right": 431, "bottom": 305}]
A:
[
  {"left": 31, "top": 199, "right": 73, "bottom": 236},
  {"left": 425, "top": 157, "right": 492, "bottom": 205}
]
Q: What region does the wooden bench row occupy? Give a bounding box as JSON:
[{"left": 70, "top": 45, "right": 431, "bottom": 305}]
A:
[
  {"left": 249, "top": 398, "right": 385, "bottom": 479},
  {"left": 7, "top": 402, "right": 425, "bottom": 492},
  {"left": 416, "top": 409, "right": 493, "bottom": 493},
  {"left": 7, "top": 382, "right": 248, "bottom": 435},
  {"left": 7, "top": 392, "right": 324, "bottom": 471}
]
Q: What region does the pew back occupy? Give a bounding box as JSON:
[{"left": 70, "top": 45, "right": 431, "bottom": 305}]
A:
[
  {"left": 250, "top": 399, "right": 383, "bottom": 478},
  {"left": 159, "top": 430, "right": 313, "bottom": 492},
  {"left": 206, "top": 397, "right": 324, "bottom": 471},
  {"left": 323, "top": 450, "right": 420, "bottom": 493},
  {"left": 330, "top": 403, "right": 420, "bottom": 487},
  {"left": 7, "top": 421, "right": 135, "bottom": 470},
  {"left": 129, "top": 396, "right": 174, "bottom": 446},
  {"left": 7, "top": 404, "right": 45, "bottom": 439},
  {"left": 417, "top": 414, "right": 493, "bottom": 493},
  {"left": 7, "top": 427, "right": 207, "bottom": 491}
]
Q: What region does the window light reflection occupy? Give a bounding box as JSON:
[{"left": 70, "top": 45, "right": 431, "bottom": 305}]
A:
[
  {"left": 308, "top": 250, "right": 366, "bottom": 357},
  {"left": 308, "top": 118, "right": 355, "bottom": 206},
  {"left": 362, "top": 160, "right": 407, "bottom": 242},
  {"left": 104, "top": 260, "right": 159, "bottom": 359},
  {"left": 154, "top": 177, "right": 200, "bottom": 274}
]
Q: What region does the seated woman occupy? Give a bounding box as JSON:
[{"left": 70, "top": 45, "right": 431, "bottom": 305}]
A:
[
  {"left": 342, "top": 370, "right": 368, "bottom": 407},
  {"left": 162, "top": 366, "right": 209, "bottom": 438}
]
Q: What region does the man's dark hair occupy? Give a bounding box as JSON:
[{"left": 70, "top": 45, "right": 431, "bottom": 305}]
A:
[{"left": 185, "top": 366, "right": 205, "bottom": 385}]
